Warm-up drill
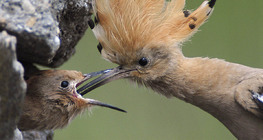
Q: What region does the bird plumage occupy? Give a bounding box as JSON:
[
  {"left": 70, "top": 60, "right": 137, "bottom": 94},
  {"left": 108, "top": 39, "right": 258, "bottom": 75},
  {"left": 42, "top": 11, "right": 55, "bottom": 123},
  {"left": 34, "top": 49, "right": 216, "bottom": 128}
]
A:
[
  {"left": 93, "top": 0, "right": 213, "bottom": 64},
  {"left": 18, "top": 70, "right": 125, "bottom": 131},
  {"left": 19, "top": 70, "right": 87, "bottom": 130},
  {"left": 87, "top": 0, "right": 263, "bottom": 139}
]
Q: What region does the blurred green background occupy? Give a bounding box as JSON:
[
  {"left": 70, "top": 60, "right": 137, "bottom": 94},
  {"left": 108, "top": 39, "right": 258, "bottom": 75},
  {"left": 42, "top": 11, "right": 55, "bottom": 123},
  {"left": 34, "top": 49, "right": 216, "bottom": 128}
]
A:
[{"left": 52, "top": 0, "right": 263, "bottom": 140}]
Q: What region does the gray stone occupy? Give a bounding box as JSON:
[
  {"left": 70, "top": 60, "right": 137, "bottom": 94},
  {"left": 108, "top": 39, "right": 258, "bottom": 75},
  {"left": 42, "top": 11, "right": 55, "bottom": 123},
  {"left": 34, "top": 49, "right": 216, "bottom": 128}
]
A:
[
  {"left": 0, "top": 0, "right": 93, "bottom": 139},
  {"left": 13, "top": 128, "right": 23, "bottom": 140},
  {"left": 0, "top": 31, "right": 26, "bottom": 140},
  {"left": 21, "top": 130, "right": 54, "bottom": 140},
  {"left": 50, "top": 0, "right": 93, "bottom": 67},
  {"left": 0, "top": 0, "right": 93, "bottom": 67}
]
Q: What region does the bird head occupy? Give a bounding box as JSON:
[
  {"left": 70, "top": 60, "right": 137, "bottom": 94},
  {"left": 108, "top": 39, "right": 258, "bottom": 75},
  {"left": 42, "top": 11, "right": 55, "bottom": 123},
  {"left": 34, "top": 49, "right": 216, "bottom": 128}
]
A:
[
  {"left": 26, "top": 70, "right": 126, "bottom": 113},
  {"left": 19, "top": 69, "right": 125, "bottom": 131},
  {"left": 80, "top": 0, "right": 216, "bottom": 94}
]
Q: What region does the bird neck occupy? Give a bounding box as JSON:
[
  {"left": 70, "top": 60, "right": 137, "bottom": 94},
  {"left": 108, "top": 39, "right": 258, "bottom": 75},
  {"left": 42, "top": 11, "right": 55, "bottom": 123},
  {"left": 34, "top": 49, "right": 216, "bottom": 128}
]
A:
[
  {"left": 148, "top": 56, "right": 252, "bottom": 108},
  {"left": 144, "top": 55, "right": 263, "bottom": 138}
]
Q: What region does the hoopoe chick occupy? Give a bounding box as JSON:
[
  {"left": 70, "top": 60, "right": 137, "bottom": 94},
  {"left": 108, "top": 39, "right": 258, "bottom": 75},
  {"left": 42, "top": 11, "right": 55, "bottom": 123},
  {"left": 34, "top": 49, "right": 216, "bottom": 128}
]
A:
[
  {"left": 83, "top": 0, "right": 263, "bottom": 139},
  {"left": 18, "top": 70, "right": 125, "bottom": 131}
]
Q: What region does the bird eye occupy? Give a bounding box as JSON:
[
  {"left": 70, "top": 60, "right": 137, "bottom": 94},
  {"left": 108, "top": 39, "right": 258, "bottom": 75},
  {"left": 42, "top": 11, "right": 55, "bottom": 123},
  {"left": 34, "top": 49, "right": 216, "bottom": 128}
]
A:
[
  {"left": 138, "top": 57, "right": 148, "bottom": 66},
  {"left": 61, "top": 81, "right": 69, "bottom": 88}
]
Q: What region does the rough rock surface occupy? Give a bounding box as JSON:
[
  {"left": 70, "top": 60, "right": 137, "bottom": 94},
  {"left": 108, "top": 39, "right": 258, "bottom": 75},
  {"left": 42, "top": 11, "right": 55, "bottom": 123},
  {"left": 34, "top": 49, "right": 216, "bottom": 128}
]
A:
[
  {"left": 21, "top": 130, "right": 54, "bottom": 140},
  {"left": 0, "top": 0, "right": 93, "bottom": 67},
  {"left": 0, "top": 31, "right": 26, "bottom": 140},
  {"left": 50, "top": 0, "right": 93, "bottom": 67},
  {"left": 0, "top": 0, "right": 93, "bottom": 139}
]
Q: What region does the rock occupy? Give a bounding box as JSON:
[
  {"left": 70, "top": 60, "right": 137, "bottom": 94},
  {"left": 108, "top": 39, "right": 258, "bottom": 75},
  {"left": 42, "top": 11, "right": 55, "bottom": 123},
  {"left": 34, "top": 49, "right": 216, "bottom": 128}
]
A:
[
  {"left": 13, "top": 128, "right": 23, "bottom": 140},
  {"left": 0, "top": 0, "right": 93, "bottom": 139},
  {"left": 21, "top": 130, "right": 54, "bottom": 140},
  {"left": 0, "top": 31, "right": 26, "bottom": 140},
  {"left": 0, "top": 0, "right": 93, "bottom": 67},
  {"left": 50, "top": 0, "right": 93, "bottom": 67}
]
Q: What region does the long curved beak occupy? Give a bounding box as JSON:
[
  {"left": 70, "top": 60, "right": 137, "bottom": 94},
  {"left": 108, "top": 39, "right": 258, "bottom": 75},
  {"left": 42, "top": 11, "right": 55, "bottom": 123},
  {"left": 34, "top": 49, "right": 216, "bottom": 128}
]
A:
[
  {"left": 76, "top": 69, "right": 113, "bottom": 88},
  {"left": 77, "top": 66, "right": 134, "bottom": 96},
  {"left": 75, "top": 68, "right": 128, "bottom": 113},
  {"left": 87, "top": 99, "right": 126, "bottom": 113}
]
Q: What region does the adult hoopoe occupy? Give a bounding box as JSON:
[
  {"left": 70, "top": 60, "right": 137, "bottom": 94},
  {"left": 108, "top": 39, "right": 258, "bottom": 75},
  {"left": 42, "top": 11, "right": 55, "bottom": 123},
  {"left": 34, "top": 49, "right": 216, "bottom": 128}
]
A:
[{"left": 81, "top": 0, "right": 263, "bottom": 139}]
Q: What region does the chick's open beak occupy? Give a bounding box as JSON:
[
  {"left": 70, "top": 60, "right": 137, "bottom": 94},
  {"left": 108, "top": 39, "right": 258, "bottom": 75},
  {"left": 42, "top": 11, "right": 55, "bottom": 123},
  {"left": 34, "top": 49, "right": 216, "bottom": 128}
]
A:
[
  {"left": 76, "top": 67, "right": 129, "bottom": 113},
  {"left": 86, "top": 99, "right": 126, "bottom": 112}
]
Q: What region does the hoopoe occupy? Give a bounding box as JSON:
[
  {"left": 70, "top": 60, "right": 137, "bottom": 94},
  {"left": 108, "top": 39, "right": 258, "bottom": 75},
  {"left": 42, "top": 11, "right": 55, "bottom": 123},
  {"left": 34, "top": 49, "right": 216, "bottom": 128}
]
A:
[
  {"left": 18, "top": 70, "right": 125, "bottom": 131},
  {"left": 80, "top": 0, "right": 263, "bottom": 139}
]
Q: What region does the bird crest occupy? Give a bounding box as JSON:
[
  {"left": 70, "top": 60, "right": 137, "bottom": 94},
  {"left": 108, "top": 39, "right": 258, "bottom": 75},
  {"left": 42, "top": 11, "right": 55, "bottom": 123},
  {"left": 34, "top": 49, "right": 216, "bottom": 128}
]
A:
[{"left": 92, "top": 0, "right": 215, "bottom": 64}]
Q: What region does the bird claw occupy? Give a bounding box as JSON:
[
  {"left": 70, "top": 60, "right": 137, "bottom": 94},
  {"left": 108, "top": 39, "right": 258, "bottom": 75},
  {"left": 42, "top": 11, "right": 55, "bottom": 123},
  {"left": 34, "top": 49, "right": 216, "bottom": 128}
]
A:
[{"left": 249, "top": 90, "right": 263, "bottom": 110}]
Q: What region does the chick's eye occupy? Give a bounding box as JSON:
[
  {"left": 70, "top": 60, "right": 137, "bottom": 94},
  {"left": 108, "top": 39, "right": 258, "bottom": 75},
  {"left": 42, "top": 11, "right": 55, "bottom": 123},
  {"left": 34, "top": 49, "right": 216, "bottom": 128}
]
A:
[
  {"left": 61, "top": 81, "right": 69, "bottom": 88},
  {"left": 138, "top": 57, "right": 148, "bottom": 66}
]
